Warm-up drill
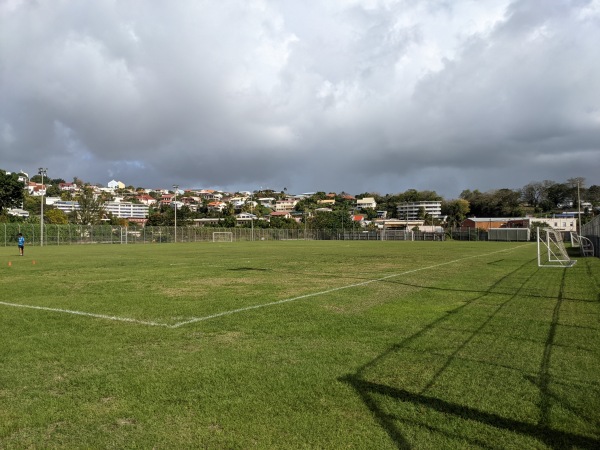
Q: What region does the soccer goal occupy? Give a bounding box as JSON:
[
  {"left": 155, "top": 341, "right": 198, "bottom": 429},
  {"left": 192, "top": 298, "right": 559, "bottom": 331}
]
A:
[
  {"left": 213, "top": 232, "right": 234, "bottom": 243},
  {"left": 570, "top": 231, "right": 595, "bottom": 257},
  {"left": 537, "top": 227, "right": 576, "bottom": 268}
]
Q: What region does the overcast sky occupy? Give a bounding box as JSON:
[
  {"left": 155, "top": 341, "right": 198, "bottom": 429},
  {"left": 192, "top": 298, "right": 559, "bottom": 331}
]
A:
[{"left": 1, "top": 0, "right": 599, "bottom": 198}]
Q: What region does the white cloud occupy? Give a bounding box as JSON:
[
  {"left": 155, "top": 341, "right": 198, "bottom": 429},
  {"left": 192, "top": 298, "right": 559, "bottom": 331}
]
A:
[{"left": 0, "top": 0, "right": 598, "bottom": 196}]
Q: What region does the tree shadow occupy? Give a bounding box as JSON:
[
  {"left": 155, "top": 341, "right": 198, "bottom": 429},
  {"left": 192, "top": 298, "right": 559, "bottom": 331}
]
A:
[{"left": 340, "top": 263, "right": 600, "bottom": 449}]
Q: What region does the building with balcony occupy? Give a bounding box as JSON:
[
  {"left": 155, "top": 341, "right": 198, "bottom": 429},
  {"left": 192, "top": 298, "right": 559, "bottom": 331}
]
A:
[{"left": 397, "top": 201, "right": 442, "bottom": 220}]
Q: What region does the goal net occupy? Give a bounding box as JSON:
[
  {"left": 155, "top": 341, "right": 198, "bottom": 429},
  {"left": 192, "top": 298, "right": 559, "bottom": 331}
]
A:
[
  {"left": 213, "top": 232, "right": 234, "bottom": 242},
  {"left": 570, "top": 231, "right": 595, "bottom": 257},
  {"left": 537, "top": 227, "right": 576, "bottom": 268}
]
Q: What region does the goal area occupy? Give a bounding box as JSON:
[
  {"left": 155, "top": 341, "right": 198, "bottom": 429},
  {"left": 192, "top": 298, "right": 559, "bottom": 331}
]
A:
[
  {"left": 537, "top": 227, "right": 576, "bottom": 268},
  {"left": 212, "top": 232, "right": 234, "bottom": 243}
]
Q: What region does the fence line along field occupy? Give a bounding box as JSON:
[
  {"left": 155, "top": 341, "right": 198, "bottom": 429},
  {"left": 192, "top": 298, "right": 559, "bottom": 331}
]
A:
[{"left": 1, "top": 241, "right": 598, "bottom": 448}]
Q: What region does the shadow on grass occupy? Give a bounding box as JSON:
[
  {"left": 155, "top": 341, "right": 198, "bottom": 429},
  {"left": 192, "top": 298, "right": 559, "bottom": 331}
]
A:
[
  {"left": 341, "top": 262, "right": 600, "bottom": 449},
  {"left": 261, "top": 258, "right": 594, "bottom": 303}
]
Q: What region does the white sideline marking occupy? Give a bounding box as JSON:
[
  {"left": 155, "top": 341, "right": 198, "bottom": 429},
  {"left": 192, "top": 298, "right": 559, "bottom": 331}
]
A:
[
  {"left": 1, "top": 244, "right": 529, "bottom": 328},
  {"left": 171, "top": 245, "right": 529, "bottom": 328},
  {"left": 0, "top": 301, "right": 170, "bottom": 328}
]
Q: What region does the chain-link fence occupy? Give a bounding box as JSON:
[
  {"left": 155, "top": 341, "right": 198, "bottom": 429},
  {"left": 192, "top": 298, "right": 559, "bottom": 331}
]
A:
[
  {"left": 1, "top": 224, "right": 447, "bottom": 246},
  {"left": 581, "top": 215, "right": 600, "bottom": 257}
]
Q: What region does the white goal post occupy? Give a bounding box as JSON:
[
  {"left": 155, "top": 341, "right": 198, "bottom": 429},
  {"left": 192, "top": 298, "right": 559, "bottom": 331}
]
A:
[
  {"left": 212, "top": 232, "right": 234, "bottom": 242},
  {"left": 537, "top": 227, "right": 576, "bottom": 268}
]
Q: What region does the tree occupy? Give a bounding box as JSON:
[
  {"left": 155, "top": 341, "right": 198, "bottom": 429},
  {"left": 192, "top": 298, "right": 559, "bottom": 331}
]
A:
[
  {"left": 0, "top": 170, "right": 24, "bottom": 213},
  {"left": 543, "top": 183, "right": 570, "bottom": 210},
  {"left": 74, "top": 187, "right": 104, "bottom": 225},
  {"left": 521, "top": 181, "right": 545, "bottom": 210},
  {"left": 45, "top": 208, "right": 69, "bottom": 224},
  {"left": 441, "top": 199, "right": 470, "bottom": 228},
  {"left": 269, "top": 216, "right": 298, "bottom": 229},
  {"left": 586, "top": 185, "right": 600, "bottom": 206},
  {"left": 492, "top": 189, "right": 522, "bottom": 216},
  {"left": 309, "top": 210, "right": 353, "bottom": 230}
]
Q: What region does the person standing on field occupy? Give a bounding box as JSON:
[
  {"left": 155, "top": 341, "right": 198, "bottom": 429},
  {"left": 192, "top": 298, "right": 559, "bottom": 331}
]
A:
[{"left": 17, "top": 233, "right": 25, "bottom": 256}]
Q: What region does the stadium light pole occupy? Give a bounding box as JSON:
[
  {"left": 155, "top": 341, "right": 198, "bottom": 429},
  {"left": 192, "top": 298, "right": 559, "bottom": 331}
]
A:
[
  {"left": 173, "top": 184, "right": 178, "bottom": 243},
  {"left": 38, "top": 168, "right": 47, "bottom": 247}
]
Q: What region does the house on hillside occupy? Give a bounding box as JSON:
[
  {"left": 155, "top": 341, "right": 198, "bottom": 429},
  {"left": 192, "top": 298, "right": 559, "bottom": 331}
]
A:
[
  {"left": 27, "top": 182, "right": 46, "bottom": 196},
  {"left": 270, "top": 211, "right": 292, "bottom": 220},
  {"left": 352, "top": 214, "right": 366, "bottom": 227},
  {"left": 136, "top": 194, "right": 157, "bottom": 206},
  {"left": 356, "top": 197, "right": 377, "bottom": 209},
  {"left": 107, "top": 180, "right": 125, "bottom": 190},
  {"left": 274, "top": 198, "right": 298, "bottom": 211},
  {"left": 59, "top": 182, "right": 79, "bottom": 192},
  {"left": 207, "top": 201, "right": 227, "bottom": 213}
]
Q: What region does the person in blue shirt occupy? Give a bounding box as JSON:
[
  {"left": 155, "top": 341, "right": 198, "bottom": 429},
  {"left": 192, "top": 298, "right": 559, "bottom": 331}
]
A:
[{"left": 17, "top": 233, "right": 25, "bottom": 256}]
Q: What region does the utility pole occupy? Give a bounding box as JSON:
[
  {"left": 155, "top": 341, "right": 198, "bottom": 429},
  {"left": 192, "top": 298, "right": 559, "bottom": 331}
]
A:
[
  {"left": 173, "top": 184, "right": 179, "bottom": 243},
  {"left": 38, "top": 168, "right": 47, "bottom": 246}
]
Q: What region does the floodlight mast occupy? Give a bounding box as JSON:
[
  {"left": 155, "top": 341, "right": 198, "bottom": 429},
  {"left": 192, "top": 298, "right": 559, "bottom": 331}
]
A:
[
  {"left": 38, "top": 168, "right": 47, "bottom": 246},
  {"left": 173, "top": 184, "right": 179, "bottom": 243}
]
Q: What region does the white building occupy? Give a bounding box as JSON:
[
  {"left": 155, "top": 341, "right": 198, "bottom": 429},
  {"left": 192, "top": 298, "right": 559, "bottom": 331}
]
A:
[
  {"left": 104, "top": 202, "right": 149, "bottom": 219},
  {"left": 53, "top": 201, "right": 80, "bottom": 213},
  {"left": 52, "top": 201, "right": 149, "bottom": 219},
  {"left": 356, "top": 197, "right": 377, "bottom": 209},
  {"left": 7, "top": 208, "right": 29, "bottom": 218},
  {"left": 397, "top": 201, "right": 443, "bottom": 220}
]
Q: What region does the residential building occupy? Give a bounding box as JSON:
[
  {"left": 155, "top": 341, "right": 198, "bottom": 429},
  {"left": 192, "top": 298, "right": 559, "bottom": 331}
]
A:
[
  {"left": 274, "top": 198, "right": 298, "bottom": 211},
  {"left": 107, "top": 180, "right": 125, "bottom": 190},
  {"left": 27, "top": 182, "right": 46, "bottom": 196},
  {"left": 258, "top": 197, "right": 276, "bottom": 208},
  {"left": 356, "top": 197, "right": 377, "bottom": 209},
  {"left": 270, "top": 211, "right": 292, "bottom": 220},
  {"left": 207, "top": 201, "right": 227, "bottom": 212},
  {"left": 318, "top": 199, "right": 336, "bottom": 206},
  {"left": 136, "top": 194, "right": 157, "bottom": 206},
  {"left": 507, "top": 217, "right": 577, "bottom": 232},
  {"left": 59, "top": 182, "right": 79, "bottom": 192},
  {"left": 7, "top": 208, "right": 29, "bottom": 218},
  {"left": 53, "top": 201, "right": 80, "bottom": 213},
  {"left": 397, "top": 201, "right": 442, "bottom": 220},
  {"left": 235, "top": 213, "right": 258, "bottom": 225},
  {"left": 104, "top": 202, "right": 149, "bottom": 219}
]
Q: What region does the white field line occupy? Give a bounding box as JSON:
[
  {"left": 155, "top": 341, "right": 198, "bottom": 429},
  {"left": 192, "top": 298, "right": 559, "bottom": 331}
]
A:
[
  {"left": 0, "top": 301, "right": 171, "bottom": 328},
  {"left": 0, "top": 244, "right": 530, "bottom": 328},
  {"left": 171, "top": 244, "right": 530, "bottom": 328}
]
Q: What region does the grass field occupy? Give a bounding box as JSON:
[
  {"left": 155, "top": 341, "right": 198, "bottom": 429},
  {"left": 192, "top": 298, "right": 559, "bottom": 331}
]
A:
[{"left": 1, "top": 240, "right": 599, "bottom": 449}]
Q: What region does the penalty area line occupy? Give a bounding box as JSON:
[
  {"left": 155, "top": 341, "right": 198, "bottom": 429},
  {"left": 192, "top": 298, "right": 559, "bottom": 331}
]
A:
[
  {"left": 0, "top": 301, "right": 171, "bottom": 328},
  {"left": 171, "top": 244, "right": 530, "bottom": 328}
]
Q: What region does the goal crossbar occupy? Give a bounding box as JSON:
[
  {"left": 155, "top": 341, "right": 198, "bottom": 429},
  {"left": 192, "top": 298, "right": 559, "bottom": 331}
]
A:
[{"left": 212, "top": 232, "right": 234, "bottom": 242}]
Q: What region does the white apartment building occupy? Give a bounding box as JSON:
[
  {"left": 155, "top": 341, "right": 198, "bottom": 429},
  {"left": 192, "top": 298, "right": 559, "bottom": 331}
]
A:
[
  {"left": 52, "top": 201, "right": 149, "bottom": 219},
  {"left": 104, "top": 202, "right": 149, "bottom": 219},
  {"left": 397, "top": 201, "right": 443, "bottom": 220},
  {"left": 356, "top": 197, "right": 377, "bottom": 209}
]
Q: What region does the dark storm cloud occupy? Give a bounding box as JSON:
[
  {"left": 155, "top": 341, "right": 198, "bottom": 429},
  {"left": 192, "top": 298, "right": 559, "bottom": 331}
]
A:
[{"left": 1, "top": 0, "right": 599, "bottom": 197}]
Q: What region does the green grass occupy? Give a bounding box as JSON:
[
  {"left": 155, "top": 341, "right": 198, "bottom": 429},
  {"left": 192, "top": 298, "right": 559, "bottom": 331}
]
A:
[{"left": 0, "top": 241, "right": 598, "bottom": 449}]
